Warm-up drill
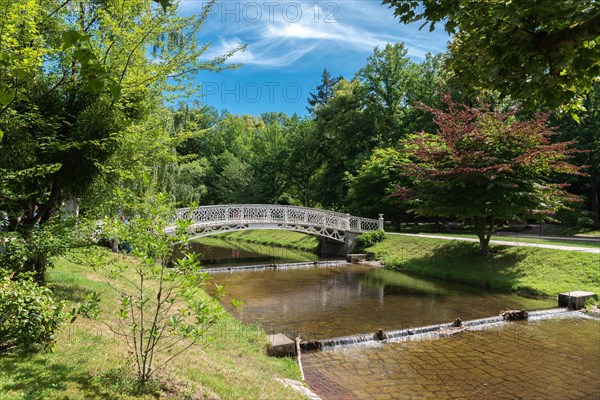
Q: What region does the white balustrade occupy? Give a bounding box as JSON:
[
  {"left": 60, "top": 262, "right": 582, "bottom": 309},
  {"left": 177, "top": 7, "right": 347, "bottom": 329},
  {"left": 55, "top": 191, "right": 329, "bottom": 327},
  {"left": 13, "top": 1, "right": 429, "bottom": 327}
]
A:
[{"left": 167, "top": 204, "right": 381, "bottom": 242}]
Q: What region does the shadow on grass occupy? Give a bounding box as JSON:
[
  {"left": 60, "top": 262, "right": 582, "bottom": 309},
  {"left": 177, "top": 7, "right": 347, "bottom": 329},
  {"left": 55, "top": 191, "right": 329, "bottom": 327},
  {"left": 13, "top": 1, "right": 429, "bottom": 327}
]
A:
[
  {"left": 0, "top": 352, "right": 113, "bottom": 399},
  {"left": 397, "top": 241, "right": 530, "bottom": 292},
  {"left": 48, "top": 282, "right": 90, "bottom": 303}
]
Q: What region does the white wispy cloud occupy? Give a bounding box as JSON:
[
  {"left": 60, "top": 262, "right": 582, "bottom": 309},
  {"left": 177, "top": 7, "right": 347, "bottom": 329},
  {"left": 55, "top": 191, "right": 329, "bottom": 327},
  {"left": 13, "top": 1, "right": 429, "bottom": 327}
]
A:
[
  {"left": 184, "top": 0, "right": 449, "bottom": 69},
  {"left": 205, "top": 37, "right": 317, "bottom": 67},
  {"left": 265, "top": 11, "right": 396, "bottom": 51}
]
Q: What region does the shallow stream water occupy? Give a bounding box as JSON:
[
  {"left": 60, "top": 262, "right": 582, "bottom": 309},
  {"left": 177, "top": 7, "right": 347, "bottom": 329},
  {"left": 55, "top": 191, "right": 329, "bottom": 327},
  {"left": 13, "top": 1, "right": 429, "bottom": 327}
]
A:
[
  {"left": 302, "top": 315, "right": 600, "bottom": 399},
  {"left": 193, "top": 237, "right": 599, "bottom": 399},
  {"left": 205, "top": 260, "right": 554, "bottom": 340}
]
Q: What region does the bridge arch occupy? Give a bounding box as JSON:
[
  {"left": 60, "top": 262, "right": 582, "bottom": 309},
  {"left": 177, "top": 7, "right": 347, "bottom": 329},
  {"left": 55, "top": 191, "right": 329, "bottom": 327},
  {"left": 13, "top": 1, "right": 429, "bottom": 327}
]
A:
[{"left": 166, "top": 204, "right": 383, "bottom": 244}]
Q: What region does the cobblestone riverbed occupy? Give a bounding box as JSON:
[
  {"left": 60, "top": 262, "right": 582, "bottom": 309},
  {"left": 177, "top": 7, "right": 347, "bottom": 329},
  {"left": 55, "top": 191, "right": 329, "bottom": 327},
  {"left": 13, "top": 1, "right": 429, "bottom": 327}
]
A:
[{"left": 303, "top": 316, "right": 600, "bottom": 399}]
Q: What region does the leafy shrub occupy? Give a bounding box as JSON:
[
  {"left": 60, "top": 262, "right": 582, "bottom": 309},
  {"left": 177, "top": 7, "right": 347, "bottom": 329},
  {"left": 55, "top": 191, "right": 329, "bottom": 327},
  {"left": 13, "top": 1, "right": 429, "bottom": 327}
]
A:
[
  {"left": 356, "top": 229, "right": 386, "bottom": 248},
  {"left": 555, "top": 207, "right": 596, "bottom": 228},
  {"left": 0, "top": 272, "right": 64, "bottom": 352},
  {"left": 0, "top": 218, "right": 75, "bottom": 281},
  {"left": 82, "top": 201, "right": 227, "bottom": 385},
  {"left": 577, "top": 217, "right": 595, "bottom": 228}
]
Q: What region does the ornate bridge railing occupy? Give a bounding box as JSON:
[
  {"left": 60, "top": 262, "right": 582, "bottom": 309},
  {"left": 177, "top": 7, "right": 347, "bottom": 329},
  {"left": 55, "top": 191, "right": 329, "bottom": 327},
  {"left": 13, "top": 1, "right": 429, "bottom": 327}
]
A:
[{"left": 167, "top": 204, "right": 383, "bottom": 242}]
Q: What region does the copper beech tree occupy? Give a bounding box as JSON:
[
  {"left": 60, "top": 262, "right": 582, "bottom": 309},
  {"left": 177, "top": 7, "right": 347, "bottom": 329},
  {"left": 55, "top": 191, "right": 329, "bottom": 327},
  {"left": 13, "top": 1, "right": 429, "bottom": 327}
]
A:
[{"left": 394, "top": 95, "right": 583, "bottom": 256}]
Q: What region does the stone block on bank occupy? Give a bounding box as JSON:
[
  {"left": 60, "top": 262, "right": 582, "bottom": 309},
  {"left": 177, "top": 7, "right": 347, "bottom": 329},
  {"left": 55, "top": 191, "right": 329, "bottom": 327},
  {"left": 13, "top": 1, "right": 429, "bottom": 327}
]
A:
[{"left": 267, "top": 333, "right": 295, "bottom": 357}]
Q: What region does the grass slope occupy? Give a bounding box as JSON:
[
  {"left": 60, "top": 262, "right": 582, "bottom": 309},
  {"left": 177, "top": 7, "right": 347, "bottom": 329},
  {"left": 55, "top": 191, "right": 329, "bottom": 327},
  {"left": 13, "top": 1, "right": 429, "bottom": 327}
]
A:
[
  {"left": 365, "top": 235, "right": 600, "bottom": 297},
  {"left": 219, "top": 230, "right": 319, "bottom": 252},
  {"left": 575, "top": 230, "right": 600, "bottom": 238},
  {"left": 0, "top": 254, "right": 303, "bottom": 400},
  {"left": 194, "top": 236, "right": 318, "bottom": 263}
]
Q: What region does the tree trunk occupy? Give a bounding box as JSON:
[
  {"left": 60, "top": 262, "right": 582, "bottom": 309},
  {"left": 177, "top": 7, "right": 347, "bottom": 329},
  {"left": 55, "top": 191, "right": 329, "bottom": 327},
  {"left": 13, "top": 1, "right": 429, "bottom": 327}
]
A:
[
  {"left": 19, "top": 221, "right": 48, "bottom": 284},
  {"left": 591, "top": 172, "right": 599, "bottom": 225},
  {"left": 474, "top": 215, "right": 494, "bottom": 257},
  {"left": 25, "top": 254, "right": 47, "bottom": 284},
  {"left": 304, "top": 179, "right": 310, "bottom": 207},
  {"left": 393, "top": 214, "right": 401, "bottom": 231},
  {"left": 21, "top": 229, "right": 47, "bottom": 284},
  {"left": 476, "top": 232, "right": 490, "bottom": 257}
]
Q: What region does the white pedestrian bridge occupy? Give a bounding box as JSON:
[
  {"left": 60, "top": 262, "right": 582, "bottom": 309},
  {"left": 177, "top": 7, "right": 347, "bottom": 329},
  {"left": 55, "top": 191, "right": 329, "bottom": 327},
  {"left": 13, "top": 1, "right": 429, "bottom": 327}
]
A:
[{"left": 166, "top": 204, "right": 383, "bottom": 243}]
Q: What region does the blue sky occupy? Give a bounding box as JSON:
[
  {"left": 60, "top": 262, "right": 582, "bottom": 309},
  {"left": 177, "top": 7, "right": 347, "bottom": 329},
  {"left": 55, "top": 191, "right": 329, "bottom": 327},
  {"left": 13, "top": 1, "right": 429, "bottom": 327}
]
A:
[{"left": 178, "top": 0, "right": 450, "bottom": 116}]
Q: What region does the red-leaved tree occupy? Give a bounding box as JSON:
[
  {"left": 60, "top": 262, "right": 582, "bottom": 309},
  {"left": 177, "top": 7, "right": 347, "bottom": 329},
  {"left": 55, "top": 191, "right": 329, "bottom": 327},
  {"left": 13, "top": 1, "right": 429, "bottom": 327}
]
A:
[{"left": 395, "top": 95, "right": 583, "bottom": 256}]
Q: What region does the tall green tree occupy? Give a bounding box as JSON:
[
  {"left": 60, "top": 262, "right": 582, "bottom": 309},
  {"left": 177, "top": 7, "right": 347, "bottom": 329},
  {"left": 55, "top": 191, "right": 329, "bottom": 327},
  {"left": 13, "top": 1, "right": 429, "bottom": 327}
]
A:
[
  {"left": 313, "top": 79, "right": 375, "bottom": 208},
  {"left": 554, "top": 83, "right": 600, "bottom": 224},
  {"left": 0, "top": 0, "right": 237, "bottom": 281},
  {"left": 287, "top": 118, "right": 323, "bottom": 206},
  {"left": 212, "top": 151, "right": 255, "bottom": 204},
  {"left": 346, "top": 147, "right": 409, "bottom": 227},
  {"left": 403, "top": 53, "right": 447, "bottom": 134},
  {"left": 306, "top": 68, "right": 342, "bottom": 115},
  {"left": 382, "top": 0, "right": 600, "bottom": 111},
  {"left": 357, "top": 43, "right": 414, "bottom": 146},
  {"left": 248, "top": 115, "right": 295, "bottom": 203}
]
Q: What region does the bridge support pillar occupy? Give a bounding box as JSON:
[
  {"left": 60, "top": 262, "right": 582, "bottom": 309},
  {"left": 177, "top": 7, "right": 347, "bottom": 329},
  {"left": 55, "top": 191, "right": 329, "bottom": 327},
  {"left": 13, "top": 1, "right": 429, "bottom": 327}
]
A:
[
  {"left": 344, "top": 232, "right": 359, "bottom": 254},
  {"left": 318, "top": 232, "right": 359, "bottom": 257}
]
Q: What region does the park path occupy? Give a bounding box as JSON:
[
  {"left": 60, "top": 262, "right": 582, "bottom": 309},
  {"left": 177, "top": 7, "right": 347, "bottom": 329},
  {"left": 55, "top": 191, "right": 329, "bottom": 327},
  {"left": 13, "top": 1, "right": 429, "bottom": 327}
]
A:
[{"left": 390, "top": 233, "right": 600, "bottom": 254}]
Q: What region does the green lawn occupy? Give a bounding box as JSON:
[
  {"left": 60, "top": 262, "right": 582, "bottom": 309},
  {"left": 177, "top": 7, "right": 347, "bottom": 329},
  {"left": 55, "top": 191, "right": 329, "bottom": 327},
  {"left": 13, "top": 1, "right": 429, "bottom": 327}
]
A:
[
  {"left": 219, "top": 230, "right": 320, "bottom": 252},
  {"left": 194, "top": 236, "right": 319, "bottom": 263},
  {"left": 0, "top": 253, "right": 303, "bottom": 400},
  {"left": 399, "top": 232, "right": 600, "bottom": 249},
  {"left": 386, "top": 223, "right": 600, "bottom": 244},
  {"left": 365, "top": 235, "right": 600, "bottom": 298},
  {"left": 575, "top": 230, "right": 600, "bottom": 238}
]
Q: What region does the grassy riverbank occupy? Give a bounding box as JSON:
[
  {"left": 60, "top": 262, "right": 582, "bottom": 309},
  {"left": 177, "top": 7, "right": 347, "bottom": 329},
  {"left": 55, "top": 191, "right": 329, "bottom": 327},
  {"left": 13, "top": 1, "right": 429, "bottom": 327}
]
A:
[
  {"left": 218, "top": 230, "right": 598, "bottom": 299},
  {"left": 364, "top": 235, "right": 599, "bottom": 298},
  {"left": 576, "top": 229, "right": 600, "bottom": 238},
  {"left": 194, "top": 236, "right": 318, "bottom": 263},
  {"left": 399, "top": 232, "right": 600, "bottom": 248},
  {"left": 0, "top": 252, "right": 303, "bottom": 400},
  {"left": 220, "top": 230, "right": 319, "bottom": 252}
]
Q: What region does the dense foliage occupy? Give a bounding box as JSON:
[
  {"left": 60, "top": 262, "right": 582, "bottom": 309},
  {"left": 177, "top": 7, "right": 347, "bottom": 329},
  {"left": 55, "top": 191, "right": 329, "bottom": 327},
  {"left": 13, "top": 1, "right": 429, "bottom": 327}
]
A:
[
  {"left": 0, "top": 0, "right": 237, "bottom": 280},
  {"left": 356, "top": 229, "right": 386, "bottom": 248},
  {"left": 167, "top": 44, "right": 448, "bottom": 213},
  {"left": 553, "top": 83, "right": 600, "bottom": 225},
  {"left": 82, "top": 199, "right": 227, "bottom": 384},
  {"left": 157, "top": 42, "right": 598, "bottom": 236},
  {"left": 0, "top": 272, "right": 64, "bottom": 352},
  {"left": 382, "top": 0, "right": 600, "bottom": 111},
  {"left": 394, "top": 96, "right": 583, "bottom": 255}
]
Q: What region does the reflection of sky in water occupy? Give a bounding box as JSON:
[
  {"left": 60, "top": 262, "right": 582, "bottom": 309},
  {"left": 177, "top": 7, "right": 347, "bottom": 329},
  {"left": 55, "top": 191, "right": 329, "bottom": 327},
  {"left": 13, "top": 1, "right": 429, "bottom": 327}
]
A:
[{"left": 212, "top": 264, "right": 555, "bottom": 340}]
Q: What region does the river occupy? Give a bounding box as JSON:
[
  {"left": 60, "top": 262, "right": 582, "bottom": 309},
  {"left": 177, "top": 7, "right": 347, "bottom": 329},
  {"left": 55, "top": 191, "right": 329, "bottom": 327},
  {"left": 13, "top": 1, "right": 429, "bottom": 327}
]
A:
[{"left": 192, "top": 236, "right": 600, "bottom": 399}]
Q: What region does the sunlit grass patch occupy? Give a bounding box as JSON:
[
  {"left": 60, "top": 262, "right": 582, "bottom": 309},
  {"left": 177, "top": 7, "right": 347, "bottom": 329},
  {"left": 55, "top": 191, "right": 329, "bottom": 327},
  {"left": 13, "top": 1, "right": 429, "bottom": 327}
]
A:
[
  {"left": 0, "top": 251, "right": 303, "bottom": 400},
  {"left": 366, "top": 235, "right": 600, "bottom": 298}
]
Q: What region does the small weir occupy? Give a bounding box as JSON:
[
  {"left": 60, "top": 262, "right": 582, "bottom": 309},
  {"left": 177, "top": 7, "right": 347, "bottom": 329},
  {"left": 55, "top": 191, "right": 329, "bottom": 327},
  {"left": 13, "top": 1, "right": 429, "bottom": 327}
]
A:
[
  {"left": 301, "top": 314, "right": 600, "bottom": 400},
  {"left": 204, "top": 259, "right": 348, "bottom": 273},
  {"left": 311, "top": 307, "right": 573, "bottom": 350}
]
